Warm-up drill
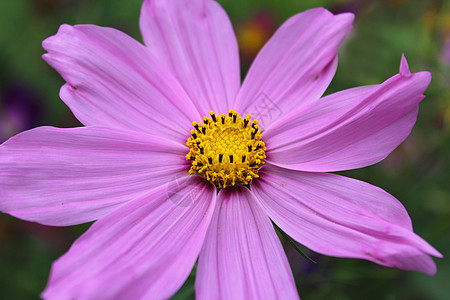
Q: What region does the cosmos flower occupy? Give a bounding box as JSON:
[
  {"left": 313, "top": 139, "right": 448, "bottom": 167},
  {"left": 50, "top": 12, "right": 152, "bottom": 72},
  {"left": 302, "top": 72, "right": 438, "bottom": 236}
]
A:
[
  {"left": 0, "top": 0, "right": 441, "bottom": 299},
  {"left": 0, "top": 83, "right": 42, "bottom": 142}
]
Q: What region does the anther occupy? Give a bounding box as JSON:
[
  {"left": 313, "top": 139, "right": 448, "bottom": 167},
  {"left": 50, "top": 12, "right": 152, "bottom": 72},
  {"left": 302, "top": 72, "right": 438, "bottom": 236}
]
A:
[
  {"left": 189, "top": 156, "right": 195, "bottom": 161},
  {"left": 233, "top": 114, "right": 237, "bottom": 123},
  {"left": 221, "top": 116, "right": 225, "bottom": 124},
  {"left": 243, "top": 119, "right": 249, "bottom": 127},
  {"left": 194, "top": 124, "right": 200, "bottom": 132},
  {"left": 208, "top": 157, "right": 213, "bottom": 164},
  {"left": 202, "top": 127, "right": 206, "bottom": 134},
  {"left": 249, "top": 162, "right": 257, "bottom": 167},
  {"left": 248, "top": 145, "right": 252, "bottom": 152},
  {"left": 219, "top": 154, "right": 223, "bottom": 163},
  {"left": 200, "top": 147, "right": 204, "bottom": 154},
  {"left": 229, "top": 155, "right": 234, "bottom": 163},
  {"left": 242, "top": 155, "right": 246, "bottom": 162},
  {"left": 210, "top": 111, "right": 217, "bottom": 122}
]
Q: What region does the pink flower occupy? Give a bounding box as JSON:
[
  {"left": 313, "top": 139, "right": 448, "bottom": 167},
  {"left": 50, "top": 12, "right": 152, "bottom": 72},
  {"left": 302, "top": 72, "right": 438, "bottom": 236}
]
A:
[{"left": 0, "top": 0, "right": 441, "bottom": 299}]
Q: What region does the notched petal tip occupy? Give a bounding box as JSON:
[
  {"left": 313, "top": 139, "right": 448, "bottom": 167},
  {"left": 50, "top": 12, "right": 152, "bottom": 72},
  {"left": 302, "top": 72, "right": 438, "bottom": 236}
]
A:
[
  {"left": 42, "top": 23, "right": 72, "bottom": 50},
  {"left": 41, "top": 53, "right": 51, "bottom": 64},
  {"left": 337, "top": 11, "right": 355, "bottom": 25},
  {"left": 316, "top": 6, "right": 355, "bottom": 28},
  {"left": 431, "top": 248, "right": 444, "bottom": 259},
  {"left": 400, "top": 53, "right": 412, "bottom": 77},
  {"left": 307, "top": 7, "right": 355, "bottom": 23},
  {"left": 398, "top": 54, "right": 431, "bottom": 93}
]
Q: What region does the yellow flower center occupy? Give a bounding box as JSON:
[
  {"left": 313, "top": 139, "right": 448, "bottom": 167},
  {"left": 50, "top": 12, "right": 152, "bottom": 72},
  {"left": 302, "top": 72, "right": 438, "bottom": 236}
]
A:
[{"left": 186, "top": 109, "right": 266, "bottom": 188}]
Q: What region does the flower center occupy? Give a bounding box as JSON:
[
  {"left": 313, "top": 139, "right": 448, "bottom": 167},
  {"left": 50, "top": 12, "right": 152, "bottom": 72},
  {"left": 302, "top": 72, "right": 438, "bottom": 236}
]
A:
[{"left": 186, "top": 109, "right": 266, "bottom": 188}]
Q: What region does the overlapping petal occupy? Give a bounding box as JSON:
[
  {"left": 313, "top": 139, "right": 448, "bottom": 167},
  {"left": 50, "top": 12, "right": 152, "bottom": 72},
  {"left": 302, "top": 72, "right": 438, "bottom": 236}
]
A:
[
  {"left": 234, "top": 8, "right": 353, "bottom": 128},
  {"left": 264, "top": 56, "right": 431, "bottom": 172},
  {"left": 252, "top": 165, "right": 441, "bottom": 275},
  {"left": 140, "top": 0, "right": 240, "bottom": 115},
  {"left": 42, "top": 176, "right": 216, "bottom": 300},
  {"left": 196, "top": 186, "right": 298, "bottom": 299},
  {"left": 43, "top": 24, "right": 201, "bottom": 142},
  {"left": 0, "top": 126, "right": 189, "bottom": 226}
]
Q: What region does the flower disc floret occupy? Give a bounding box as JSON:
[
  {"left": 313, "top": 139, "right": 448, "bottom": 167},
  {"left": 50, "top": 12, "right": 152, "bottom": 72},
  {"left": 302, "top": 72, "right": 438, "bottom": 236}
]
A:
[{"left": 186, "top": 109, "right": 266, "bottom": 188}]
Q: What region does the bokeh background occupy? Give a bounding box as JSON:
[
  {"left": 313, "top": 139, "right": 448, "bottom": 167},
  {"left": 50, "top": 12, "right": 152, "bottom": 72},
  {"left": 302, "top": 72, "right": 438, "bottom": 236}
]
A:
[{"left": 0, "top": 0, "right": 449, "bottom": 299}]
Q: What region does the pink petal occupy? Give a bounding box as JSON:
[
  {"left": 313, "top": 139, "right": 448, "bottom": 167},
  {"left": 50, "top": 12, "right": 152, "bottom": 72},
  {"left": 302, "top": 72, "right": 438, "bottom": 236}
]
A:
[
  {"left": 252, "top": 165, "right": 442, "bottom": 275},
  {"left": 234, "top": 8, "right": 353, "bottom": 128},
  {"left": 140, "top": 0, "right": 240, "bottom": 115},
  {"left": 0, "top": 126, "right": 188, "bottom": 226},
  {"left": 264, "top": 56, "right": 431, "bottom": 172},
  {"left": 400, "top": 53, "right": 412, "bottom": 77},
  {"left": 42, "top": 176, "right": 215, "bottom": 300},
  {"left": 43, "top": 24, "right": 201, "bottom": 142},
  {"left": 196, "top": 186, "right": 299, "bottom": 299}
]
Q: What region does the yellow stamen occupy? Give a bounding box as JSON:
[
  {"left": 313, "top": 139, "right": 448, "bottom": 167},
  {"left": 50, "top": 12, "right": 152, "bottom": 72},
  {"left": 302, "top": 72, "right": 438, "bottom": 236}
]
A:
[{"left": 186, "top": 109, "right": 266, "bottom": 188}]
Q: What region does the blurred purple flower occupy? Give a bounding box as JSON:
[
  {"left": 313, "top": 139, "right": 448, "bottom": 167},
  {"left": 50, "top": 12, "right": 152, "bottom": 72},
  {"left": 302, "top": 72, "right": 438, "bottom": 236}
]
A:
[
  {"left": 0, "top": 83, "right": 42, "bottom": 142},
  {"left": 442, "top": 38, "right": 450, "bottom": 64}
]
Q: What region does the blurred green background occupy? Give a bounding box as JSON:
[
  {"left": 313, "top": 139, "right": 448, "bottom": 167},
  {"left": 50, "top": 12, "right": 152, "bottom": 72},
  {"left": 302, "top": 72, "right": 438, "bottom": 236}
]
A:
[{"left": 0, "top": 0, "right": 449, "bottom": 299}]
